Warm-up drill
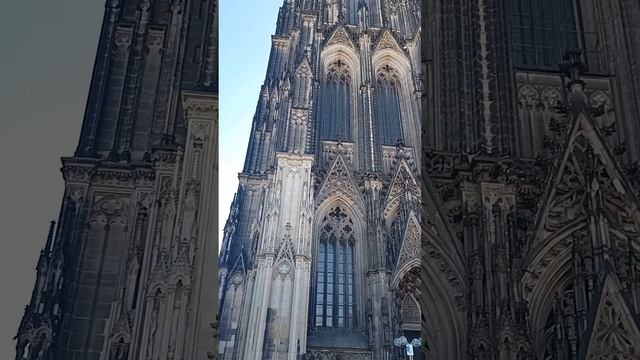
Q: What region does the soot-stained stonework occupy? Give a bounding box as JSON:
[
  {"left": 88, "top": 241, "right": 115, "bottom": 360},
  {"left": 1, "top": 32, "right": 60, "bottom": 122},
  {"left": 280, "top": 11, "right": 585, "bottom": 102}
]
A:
[
  {"left": 15, "top": 1, "right": 218, "bottom": 359},
  {"left": 422, "top": 0, "right": 640, "bottom": 359}
]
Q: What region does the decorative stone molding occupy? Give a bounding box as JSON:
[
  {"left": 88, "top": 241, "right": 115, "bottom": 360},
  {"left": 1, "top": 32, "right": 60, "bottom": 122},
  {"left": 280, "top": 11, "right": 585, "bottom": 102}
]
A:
[
  {"left": 304, "top": 350, "right": 372, "bottom": 359},
  {"left": 325, "top": 26, "right": 356, "bottom": 49},
  {"left": 321, "top": 140, "right": 355, "bottom": 167},
  {"left": 181, "top": 91, "right": 218, "bottom": 121},
  {"left": 373, "top": 29, "right": 405, "bottom": 55},
  {"left": 290, "top": 107, "right": 309, "bottom": 126},
  {"left": 61, "top": 158, "right": 155, "bottom": 188}
]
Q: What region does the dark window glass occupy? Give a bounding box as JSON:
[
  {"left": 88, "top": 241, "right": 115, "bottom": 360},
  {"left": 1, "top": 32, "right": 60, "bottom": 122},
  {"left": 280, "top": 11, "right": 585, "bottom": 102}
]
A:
[
  {"left": 322, "top": 59, "right": 352, "bottom": 141},
  {"left": 511, "top": 0, "right": 579, "bottom": 68},
  {"left": 375, "top": 64, "right": 404, "bottom": 145},
  {"left": 313, "top": 207, "right": 357, "bottom": 329}
]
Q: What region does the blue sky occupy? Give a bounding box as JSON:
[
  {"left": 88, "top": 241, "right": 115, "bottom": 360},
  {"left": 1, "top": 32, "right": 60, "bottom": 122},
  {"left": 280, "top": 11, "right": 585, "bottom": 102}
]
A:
[{"left": 219, "top": 0, "right": 282, "bottom": 247}]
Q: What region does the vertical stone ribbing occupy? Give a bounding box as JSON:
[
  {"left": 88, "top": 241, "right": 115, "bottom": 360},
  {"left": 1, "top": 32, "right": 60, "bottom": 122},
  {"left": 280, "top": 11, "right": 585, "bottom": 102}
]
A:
[
  {"left": 220, "top": 1, "right": 423, "bottom": 359},
  {"left": 16, "top": 1, "right": 217, "bottom": 359}
]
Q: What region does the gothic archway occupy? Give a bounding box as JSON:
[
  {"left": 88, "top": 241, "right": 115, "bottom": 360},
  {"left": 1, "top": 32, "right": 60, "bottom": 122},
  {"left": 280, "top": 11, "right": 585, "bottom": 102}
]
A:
[
  {"left": 396, "top": 285, "right": 426, "bottom": 360},
  {"left": 420, "top": 233, "right": 465, "bottom": 360},
  {"left": 371, "top": 43, "right": 420, "bottom": 153},
  {"left": 309, "top": 197, "right": 368, "bottom": 348}
]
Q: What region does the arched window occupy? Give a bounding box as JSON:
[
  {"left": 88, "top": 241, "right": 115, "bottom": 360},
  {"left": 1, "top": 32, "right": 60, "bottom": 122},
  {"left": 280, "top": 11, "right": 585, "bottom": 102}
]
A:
[
  {"left": 347, "top": 0, "right": 370, "bottom": 25},
  {"left": 321, "top": 59, "right": 352, "bottom": 142},
  {"left": 313, "top": 206, "right": 356, "bottom": 329},
  {"left": 375, "top": 64, "right": 404, "bottom": 145},
  {"left": 511, "top": 0, "right": 579, "bottom": 68},
  {"left": 348, "top": 0, "right": 358, "bottom": 24}
]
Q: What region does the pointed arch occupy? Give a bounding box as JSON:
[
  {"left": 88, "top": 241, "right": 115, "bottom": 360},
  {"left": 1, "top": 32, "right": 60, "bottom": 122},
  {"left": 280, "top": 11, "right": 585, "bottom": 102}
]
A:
[
  {"left": 263, "top": 247, "right": 295, "bottom": 358},
  {"left": 375, "top": 63, "right": 405, "bottom": 145},
  {"left": 319, "top": 34, "right": 360, "bottom": 144},
  {"left": 401, "top": 293, "right": 421, "bottom": 329},
  {"left": 383, "top": 158, "right": 421, "bottom": 222},
  {"left": 584, "top": 274, "right": 640, "bottom": 359},
  {"left": 311, "top": 195, "right": 366, "bottom": 333},
  {"left": 524, "top": 110, "right": 640, "bottom": 356},
  {"left": 293, "top": 56, "right": 314, "bottom": 108},
  {"left": 319, "top": 57, "right": 355, "bottom": 142},
  {"left": 324, "top": 26, "right": 358, "bottom": 51},
  {"left": 391, "top": 212, "right": 420, "bottom": 288},
  {"left": 373, "top": 30, "right": 408, "bottom": 58},
  {"left": 371, "top": 37, "right": 418, "bottom": 151},
  {"left": 418, "top": 254, "right": 465, "bottom": 359},
  {"left": 219, "top": 269, "right": 248, "bottom": 359},
  {"left": 315, "top": 154, "right": 367, "bottom": 212}
]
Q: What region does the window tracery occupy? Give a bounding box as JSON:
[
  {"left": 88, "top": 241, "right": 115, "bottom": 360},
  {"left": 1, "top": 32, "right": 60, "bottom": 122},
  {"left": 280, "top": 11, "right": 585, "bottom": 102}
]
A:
[
  {"left": 511, "top": 0, "right": 579, "bottom": 68},
  {"left": 326, "top": 59, "right": 352, "bottom": 85},
  {"left": 313, "top": 206, "right": 356, "bottom": 329},
  {"left": 375, "top": 64, "right": 404, "bottom": 145},
  {"left": 321, "top": 59, "right": 353, "bottom": 141}
]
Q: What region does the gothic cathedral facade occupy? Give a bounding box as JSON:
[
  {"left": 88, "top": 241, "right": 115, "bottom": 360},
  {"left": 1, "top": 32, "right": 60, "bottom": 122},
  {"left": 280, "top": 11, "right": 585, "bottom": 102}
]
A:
[
  {"left": 218, "top": 1, "right": 422, "bottom": 359},
  {"left": 422, "top": 0, "right": 640, "bottom": 359},
  {"left": 15, "top": 0, "right": 218, "bottom": 359},
  {"left": 14, "top": 0, "right": 640, "bottom": 359},
  {"left": 220, "top": 0, "right": 640, "bottom": 360}
]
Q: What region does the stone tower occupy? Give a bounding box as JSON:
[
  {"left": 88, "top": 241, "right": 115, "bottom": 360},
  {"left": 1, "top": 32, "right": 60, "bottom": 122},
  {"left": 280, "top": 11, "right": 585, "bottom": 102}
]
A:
[
  {"left": 421, "top": 0, "right": 640, "bottom": 359},
  {"left": 218, "top": 0, "right": 422, "bottom": 359},
  {"left": 15, "top": 0, "right": 218, "bottom": 359}
]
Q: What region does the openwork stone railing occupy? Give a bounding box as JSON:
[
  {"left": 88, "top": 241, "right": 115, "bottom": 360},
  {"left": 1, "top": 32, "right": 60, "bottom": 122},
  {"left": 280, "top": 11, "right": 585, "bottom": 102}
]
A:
[{"left": 303, "top": 350, "right": 373, "bottom": 360}]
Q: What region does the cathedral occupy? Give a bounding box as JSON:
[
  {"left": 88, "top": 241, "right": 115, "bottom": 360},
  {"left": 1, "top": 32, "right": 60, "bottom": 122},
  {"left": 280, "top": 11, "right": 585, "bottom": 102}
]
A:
[
  {"left": 421, "top": 0, "right": 640, "bottom": 359},
  {"left": 14, "top": 0, "right": 640, "bottom": 359},
  {"left": 15, "top": 0, "right": 218, "bottom": 359},
  {"left": 218, "top": 0, "right": 422, "bottom": 359},
  {"left": 219, "top": 0, "right": 640, "bottom": 360}
]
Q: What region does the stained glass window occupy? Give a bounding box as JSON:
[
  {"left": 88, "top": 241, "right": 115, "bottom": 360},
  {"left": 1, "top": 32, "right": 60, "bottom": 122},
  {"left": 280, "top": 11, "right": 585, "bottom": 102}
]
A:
[
  {"left": 314, "top": 206, "right": 356, "bottom": 329},
  {"left": 376, "top": 64, "right": 404, "bottom": 146},
  {"left": 321, "top": 59, "right": 352, "bottom": 141},
  {"left": 511, "top": 0, "right": 579, "bottom": 68}
]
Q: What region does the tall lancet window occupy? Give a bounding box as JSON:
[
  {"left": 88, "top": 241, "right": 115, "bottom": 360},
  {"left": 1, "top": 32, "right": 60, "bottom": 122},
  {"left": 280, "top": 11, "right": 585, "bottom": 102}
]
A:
[
  {"left": 511, "top": 0, "right": 579, "bottom": 68},
  {"left": 375, "top": 64, "right": 404, "bottom": 145},
  {"left": 348, "top": 0, "right": 368, "bottom": 24},
  {"left": 314, "top": 206, "right": 356, "bottom": 329},
  {"left": 321, "top": 59, "right": 352, "bottom": 142}
]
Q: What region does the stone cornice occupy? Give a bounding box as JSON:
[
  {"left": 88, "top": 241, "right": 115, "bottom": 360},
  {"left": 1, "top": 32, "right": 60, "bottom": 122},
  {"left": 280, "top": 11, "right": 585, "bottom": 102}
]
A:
[
  {"left": 61, "top": 157, "right": 155, "bottom": 188},
  {"left": 181, "top": 91, "right": 218, "bottom": 121}
]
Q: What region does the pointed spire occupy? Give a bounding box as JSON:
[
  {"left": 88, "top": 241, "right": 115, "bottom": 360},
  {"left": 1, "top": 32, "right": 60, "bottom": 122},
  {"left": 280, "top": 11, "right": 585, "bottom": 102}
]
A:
[{"left": 44, "top": 220, "right": 56, "bottom": 254}]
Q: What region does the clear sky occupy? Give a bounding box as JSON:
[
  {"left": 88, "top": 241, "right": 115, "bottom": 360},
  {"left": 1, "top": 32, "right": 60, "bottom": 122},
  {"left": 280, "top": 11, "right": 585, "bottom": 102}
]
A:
[
  {"left": 219, "top": 0, "right": 282, "bottom": 246},
  {"left": 0, "top": 1, "right": 104, "bottom": 356}
]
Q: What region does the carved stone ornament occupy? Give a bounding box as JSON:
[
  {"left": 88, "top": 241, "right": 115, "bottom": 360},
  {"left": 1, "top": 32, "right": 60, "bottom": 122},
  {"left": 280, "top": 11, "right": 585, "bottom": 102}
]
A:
[
  {"left": 374, "top": 30, "right": 405, "bottom": 55},
  {"left": 325, "top": 26, "right": 355, "bottom": 49},
  {"left": 182, "top": 92, "right": 218, "bottom": 120}
]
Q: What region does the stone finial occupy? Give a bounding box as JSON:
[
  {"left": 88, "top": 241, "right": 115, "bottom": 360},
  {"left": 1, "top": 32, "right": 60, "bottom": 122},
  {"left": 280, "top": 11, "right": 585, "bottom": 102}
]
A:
[
  {"left": 559, "top": 50, "right": 588, "bottom": 114},
  {"left": 559, "top": 50, "right": 586, "bottom": 83},
  {"left": 395, "top": 139, "right": 407, "bottom": 159}
]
